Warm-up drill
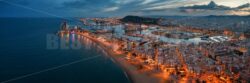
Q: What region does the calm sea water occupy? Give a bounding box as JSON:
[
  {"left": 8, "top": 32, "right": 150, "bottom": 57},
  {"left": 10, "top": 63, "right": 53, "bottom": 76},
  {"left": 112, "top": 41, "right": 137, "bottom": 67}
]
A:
[{"left": 0, "top": 18, "right": 130, "bottom": 83}]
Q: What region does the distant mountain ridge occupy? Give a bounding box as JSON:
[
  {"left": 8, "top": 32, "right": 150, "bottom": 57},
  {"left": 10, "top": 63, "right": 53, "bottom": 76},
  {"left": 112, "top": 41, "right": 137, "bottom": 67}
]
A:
[
  {"left": 180, "top": 1, "right": 250, "bottom": 10},
  {"left": 180, "top": 1, "right": 231, "bottom": 10},
  {"left": 237, "top": 3, "right": 250, "bottom": 9},
  {"left": 237, "top": 3, "right": 250, "bottom": 11}
]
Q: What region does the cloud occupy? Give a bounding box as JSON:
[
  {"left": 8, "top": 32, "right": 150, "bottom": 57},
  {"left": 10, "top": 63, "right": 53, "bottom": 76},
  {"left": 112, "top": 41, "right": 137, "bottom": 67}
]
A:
[
  {"left": 62, "top": 0, "right": 87, "bottom": 9},
  {"left": 1, "top": 0, "right": 250, "bottom": 17},
  {"left": 226, "top": 10, "right": 250, "bottom": 16},
  {"left": 113, "top": 0, "right": 135, "bottom": 4},
  {"left": 141, "top": 0, "right": 157, "bottom": 5},
  {"left": 62, "top": 0, "right": 116, "bottom": 9},
  {"left": 103, "top": 6, "right": 119, "bottom": 12}
]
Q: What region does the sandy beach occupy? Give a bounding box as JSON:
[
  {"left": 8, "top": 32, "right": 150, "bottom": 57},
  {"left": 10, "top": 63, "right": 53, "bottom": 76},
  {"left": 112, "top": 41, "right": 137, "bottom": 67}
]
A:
[{"left": 79, "top": 33, "right": 161, "bottom": 83}]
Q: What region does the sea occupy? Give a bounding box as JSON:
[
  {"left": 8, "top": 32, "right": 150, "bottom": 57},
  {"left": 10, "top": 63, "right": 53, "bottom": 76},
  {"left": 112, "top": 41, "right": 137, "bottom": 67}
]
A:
[{"left": 0, "top": 17, "right": 130, "bottom": 83}]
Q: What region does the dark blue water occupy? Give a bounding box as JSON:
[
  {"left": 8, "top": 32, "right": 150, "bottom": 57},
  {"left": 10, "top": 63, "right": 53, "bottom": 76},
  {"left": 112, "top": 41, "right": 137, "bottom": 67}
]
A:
[{"left": 0, "top": 18, "right": 129, "bottom": 83}]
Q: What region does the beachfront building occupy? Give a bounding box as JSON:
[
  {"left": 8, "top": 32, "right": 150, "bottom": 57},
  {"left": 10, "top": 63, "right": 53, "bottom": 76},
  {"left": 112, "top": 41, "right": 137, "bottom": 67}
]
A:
[{"left": 58, "top": 17, "right": 250, "bottom": 82}]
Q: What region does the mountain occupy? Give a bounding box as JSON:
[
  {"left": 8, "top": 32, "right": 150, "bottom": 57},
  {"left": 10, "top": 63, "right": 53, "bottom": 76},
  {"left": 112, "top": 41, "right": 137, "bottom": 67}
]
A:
[
  {"left": 237, "top": 3, "right": 250, "bottom": 9},
  {"left": 237, "top": 3, "right": 250, "bottom": 11},
  {"left": 179, "top": 1, "right": 231, "bottom": 10},
  {"left": 208, "top": 1, "right": 217, "bottom": 8}
]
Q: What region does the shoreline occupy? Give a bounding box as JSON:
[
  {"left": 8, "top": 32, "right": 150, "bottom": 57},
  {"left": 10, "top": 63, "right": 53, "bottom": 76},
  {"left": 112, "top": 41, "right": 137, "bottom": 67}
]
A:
[{"left": 78, "top": 33, "right": 160, "bottom": 83}]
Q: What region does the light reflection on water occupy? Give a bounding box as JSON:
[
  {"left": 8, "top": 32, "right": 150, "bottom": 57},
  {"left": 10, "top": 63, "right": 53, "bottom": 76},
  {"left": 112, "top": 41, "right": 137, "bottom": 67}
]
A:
[
  {"left": 0, "top": 18, "right": 130, "bottom": 83},
  {"left": 60, "top": 33, "right": 109, "bottom": 58},
  {"left": 79, "top": 35, "right": 109, "bottom": 57}
]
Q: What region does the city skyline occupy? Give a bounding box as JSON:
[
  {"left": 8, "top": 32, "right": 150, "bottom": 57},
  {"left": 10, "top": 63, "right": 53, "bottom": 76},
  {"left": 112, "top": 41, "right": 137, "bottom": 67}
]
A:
[{"left": 0, "top": 0, "right": 250, "bottom": 83}]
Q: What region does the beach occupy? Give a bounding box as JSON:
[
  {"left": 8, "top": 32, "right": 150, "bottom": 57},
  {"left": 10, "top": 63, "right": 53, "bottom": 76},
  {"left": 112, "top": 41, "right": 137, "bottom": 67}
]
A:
[{"left": 77, "top": 32, "right": 161, "bottom": 83}]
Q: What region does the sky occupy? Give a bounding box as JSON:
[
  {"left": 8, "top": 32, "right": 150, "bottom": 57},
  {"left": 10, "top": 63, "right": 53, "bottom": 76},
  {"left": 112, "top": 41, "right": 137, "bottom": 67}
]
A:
[{"left": 0, "top": 0, "right": 249, "bottom": 17}]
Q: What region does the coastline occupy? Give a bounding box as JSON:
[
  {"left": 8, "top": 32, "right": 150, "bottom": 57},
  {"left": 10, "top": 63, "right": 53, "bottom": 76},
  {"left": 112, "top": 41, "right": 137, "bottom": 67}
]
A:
[{"left": 78, "top": 33, "right": 160, "bottom": 83}]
